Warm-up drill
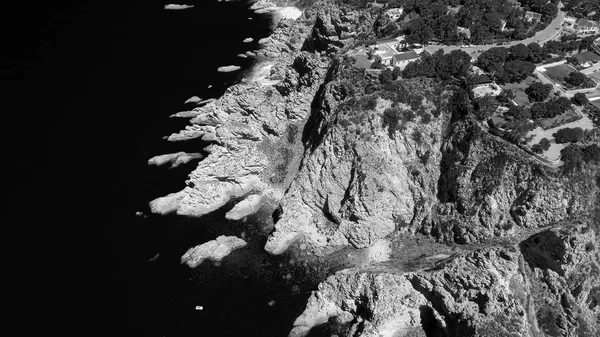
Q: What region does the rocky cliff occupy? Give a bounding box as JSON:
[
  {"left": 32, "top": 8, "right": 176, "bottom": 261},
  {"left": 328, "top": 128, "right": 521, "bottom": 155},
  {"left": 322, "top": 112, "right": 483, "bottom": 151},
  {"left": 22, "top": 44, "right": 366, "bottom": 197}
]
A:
[
  {"left": 291, "top": 224, "right": 599, "bottom": 337},
  {"left": 150, "top": 1, "right": 600, "bottom": 335},
  {"left": 150, "top": 0, "right": 378, "bottom": 220}
]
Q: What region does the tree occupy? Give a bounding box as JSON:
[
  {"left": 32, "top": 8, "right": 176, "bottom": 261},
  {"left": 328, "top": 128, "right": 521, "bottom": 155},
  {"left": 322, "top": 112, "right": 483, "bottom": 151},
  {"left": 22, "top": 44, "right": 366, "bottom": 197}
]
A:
[
  {"left": 476, "top": 47, "right": 509, "bottom": 73},
  {"left": 564, "top": 71, "right": 587, "bottom": 87},
  {"left": 379, "top": 68, "right": 394, "bottom": 84},
  {"left": 502, "top": 60, "right": 536, "bottom": 83},
  {"left": 392, "top": 66, "right": 402, "bottom": 80},
  {"left": 553, "top": 127, "right": 584, "bottom": 143},
  {"left": 560, "top": 144, "right": 584, "bottom": 172},
  {"left": 583, "top": 144, "right": 600, "bottom": 163},
  {"left": 525, "top": 82, "right": 553, "bottom": 102},
  {"left": 473, "top": 95, "right": 499, "bottom": 120},
  {"left": 572, "top": 92, "right": 589, "bottom": 106},
  {"left": 531, "top": 138, "right": 551, "bottom": 153},
  {"left": 509, "top": 43, "right": 530, "bottom": 61},
  {"left": 526, "top": 42, "right": 548, "bottom": 63}
]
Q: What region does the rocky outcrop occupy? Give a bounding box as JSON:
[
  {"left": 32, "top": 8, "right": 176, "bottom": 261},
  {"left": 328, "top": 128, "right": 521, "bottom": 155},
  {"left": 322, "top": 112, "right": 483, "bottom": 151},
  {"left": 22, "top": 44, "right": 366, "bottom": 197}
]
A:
[
  {"left": 181, "top": 236, "right": 247, "bottom": 268},
  {"left": 291, "top": 224, "right": 599, "bottom": 336},
  {"left": 150, "top": 1, "right": 378, "bottom": 219},
  {"left": 428, "top": 118, "right": 598, "bottom": 244},
  {"left": 266, "top": 69, "right": 446, "bottom": 254},
  {"left": 147, "top": 151, "right": 203, "bottom": 168}
]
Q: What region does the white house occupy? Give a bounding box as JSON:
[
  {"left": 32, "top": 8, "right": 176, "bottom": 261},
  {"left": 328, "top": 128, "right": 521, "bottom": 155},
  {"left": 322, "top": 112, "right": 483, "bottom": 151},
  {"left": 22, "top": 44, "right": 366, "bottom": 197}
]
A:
[
  {"left": 371, "top": 43, "right": 397, "bottom": 66},
  {"left": 392, "top": 51, "right": 420, "bottom": 69},
  {"left": 385, "top": 7, "right": 403, "bottom": 21},
  {"left": 524, "top": 11, "right": 542, "bottom": 23}
]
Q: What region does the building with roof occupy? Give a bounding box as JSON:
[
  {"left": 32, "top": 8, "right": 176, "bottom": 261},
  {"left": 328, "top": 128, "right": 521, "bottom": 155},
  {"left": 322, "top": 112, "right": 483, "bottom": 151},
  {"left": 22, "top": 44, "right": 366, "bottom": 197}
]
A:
[
  {"left": 371, "top": 43, "right": 398, "bottom": 66},
  {"left": 524, "top": 11, "right": 542, "bottom": 23},
  {"left": 573, "top": 51, "right": 600, "bottom": 67},
  {"left": 392, "top": 51, "right": 420, "bottom": 69},
  {"left": 456, "top": 26, "right": 471, "bottom": 39},
  {"left": 385, "top": 7, "right": 403, "bottom": 21},
  {"left": 570, "top": 18, "right": 600, "bottom": 35}
]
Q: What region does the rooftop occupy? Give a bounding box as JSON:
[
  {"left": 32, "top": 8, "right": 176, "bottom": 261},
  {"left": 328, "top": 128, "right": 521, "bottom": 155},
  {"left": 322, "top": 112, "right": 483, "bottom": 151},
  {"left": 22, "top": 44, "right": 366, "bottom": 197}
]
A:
[
  {"left": 387, "top": 8, "right": 403, "bottom": 14},
  {"left": 372, "top": 44, "right": 397, "bottom": 59},
  {"left": 472, "top": 74, "right": 493, "bottom": 85},
  {"left": 392, "top": 50, "right": 420, "bottom": 62},
  {"left": 525, "top": 11, "right": 542, "bottom": 21},
  {"left": 573, "top": 51, "right": 600, "bottom": 64},
  {"left": 575, "top": 18, "right": 600, "bottom": 29}
]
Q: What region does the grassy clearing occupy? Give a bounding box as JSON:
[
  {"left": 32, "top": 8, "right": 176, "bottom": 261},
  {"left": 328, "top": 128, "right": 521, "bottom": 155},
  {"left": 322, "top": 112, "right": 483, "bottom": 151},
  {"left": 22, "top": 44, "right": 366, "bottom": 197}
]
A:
[
  {"left": 542, "top": 63, "right": 578, "bottom": 85},
  {"left": 501, "top": 76, "right": 537, "bottom": 106}
]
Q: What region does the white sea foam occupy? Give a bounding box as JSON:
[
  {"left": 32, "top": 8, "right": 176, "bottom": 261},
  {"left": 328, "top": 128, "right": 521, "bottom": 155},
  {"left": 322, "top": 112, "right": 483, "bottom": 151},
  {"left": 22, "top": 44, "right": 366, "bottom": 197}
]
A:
[
  {"left": 247, "top": 62, "right": 279, "bottom": 86},
  {"left": 164, "top": 4, "right": 194, "bottom": 10},
  {"left": 277, "top": 7, "right": 302, "bottom": 20},
  {"left": 251, "top": 4, "right": 303, "bottom": 21}
]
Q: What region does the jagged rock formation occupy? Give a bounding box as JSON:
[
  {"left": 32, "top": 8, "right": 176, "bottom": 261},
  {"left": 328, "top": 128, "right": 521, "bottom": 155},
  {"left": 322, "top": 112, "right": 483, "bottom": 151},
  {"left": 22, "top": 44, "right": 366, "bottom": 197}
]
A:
[
  {"left": 147, "top": 151, "right": 203, "bottom": 168},
  {"left": 266, "top": 70, "right": 446, "bottom": 254},
  {"left": 267, "top": 62, "right": 598, "bottom": 255},
  {"left": 150, "top": 0, "right": 378, "bottom": 218},
  {"left": 181, "top": 235, "right": 247, "bottom": 268},
  {"left": 291, "top": 224, "right": 599, "bottom": 337},
  {"left": 148, "top": 1, "right": 600, "bottom": 336}
]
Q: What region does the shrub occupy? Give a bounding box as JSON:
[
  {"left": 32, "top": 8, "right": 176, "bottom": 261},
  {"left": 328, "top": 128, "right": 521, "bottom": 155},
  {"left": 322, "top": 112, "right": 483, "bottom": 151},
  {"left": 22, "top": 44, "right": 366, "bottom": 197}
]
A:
[
  {"left": 572, "top": 92, "right": 589, "bottom": 106},
  {"left": 583, "top": 144, "right": 600, "bottom": 163},
  {"left": 400, "top": 109, "right": 416, "bottom": 123},
  {"left": 553, "top": 127, "right": 584, "bottom": 144},
  {"left": 421, "top": 113, "right": 432, "bottom": 124},
  {"left": 365, "top": 96, "right": 378, "bottom": 110},
  {"left": 379, "top": 68, "right": 394, "bottom": 84},
  {"left": 531, "top": 138, "right": 551, "bottom": 153},
  {"left": 564, "top": 71, "right": 587, "bottom": 87}
]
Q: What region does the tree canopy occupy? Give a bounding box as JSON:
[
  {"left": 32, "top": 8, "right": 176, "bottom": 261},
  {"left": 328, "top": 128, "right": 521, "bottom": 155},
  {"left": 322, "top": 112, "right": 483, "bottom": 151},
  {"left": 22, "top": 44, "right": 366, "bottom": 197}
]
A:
[
  {"left": 553, "top": 127, "right": 584, "bottom": 144},
  {"left": 402, "top": 49, "right": 471, "bottom": 80},
  {"left": 564, "top": 71, "right": 587, "bottom": 87},
  {"left": 525, "top": 82, "right": 553, "bottom": 102}
]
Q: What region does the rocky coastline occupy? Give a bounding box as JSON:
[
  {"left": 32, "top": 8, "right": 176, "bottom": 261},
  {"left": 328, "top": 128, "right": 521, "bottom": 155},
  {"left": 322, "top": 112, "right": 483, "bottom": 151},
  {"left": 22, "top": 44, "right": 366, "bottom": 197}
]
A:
[{"left": 148, "top": 0, "right": 600, "bottom": 336}]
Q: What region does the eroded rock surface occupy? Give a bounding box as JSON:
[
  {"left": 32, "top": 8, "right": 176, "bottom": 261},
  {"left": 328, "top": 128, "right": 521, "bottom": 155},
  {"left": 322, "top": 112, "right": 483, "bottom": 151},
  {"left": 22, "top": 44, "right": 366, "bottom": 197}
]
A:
[
  {"left": 150, "top": 1, "right": 377, "bottom": 219},
  {"left": 292, "top": 224, "right": 599, "bottom": 337},
  {"left": 181, "top": 235, "right": 247, "bottom": 268}
]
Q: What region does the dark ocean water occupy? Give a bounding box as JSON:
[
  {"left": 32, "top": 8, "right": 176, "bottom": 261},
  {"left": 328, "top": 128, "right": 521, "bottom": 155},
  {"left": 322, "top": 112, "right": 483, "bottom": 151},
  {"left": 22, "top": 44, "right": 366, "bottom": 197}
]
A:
[{"left": 2, "top": 1, "right": 310, "bottom": 336}]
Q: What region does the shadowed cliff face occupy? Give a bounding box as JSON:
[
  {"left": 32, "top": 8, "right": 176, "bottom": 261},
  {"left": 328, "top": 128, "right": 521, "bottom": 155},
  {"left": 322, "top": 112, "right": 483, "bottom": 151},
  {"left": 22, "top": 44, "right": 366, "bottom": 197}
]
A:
[{"left": 266, "top": 63, "right": 448, "bottom": 254}]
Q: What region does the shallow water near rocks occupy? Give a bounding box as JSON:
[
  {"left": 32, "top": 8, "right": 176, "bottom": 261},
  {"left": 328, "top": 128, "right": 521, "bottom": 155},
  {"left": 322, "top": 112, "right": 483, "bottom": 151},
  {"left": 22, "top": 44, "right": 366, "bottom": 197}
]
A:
[{"left": 35, "top": 1, "right": 314, "bottom": 336}]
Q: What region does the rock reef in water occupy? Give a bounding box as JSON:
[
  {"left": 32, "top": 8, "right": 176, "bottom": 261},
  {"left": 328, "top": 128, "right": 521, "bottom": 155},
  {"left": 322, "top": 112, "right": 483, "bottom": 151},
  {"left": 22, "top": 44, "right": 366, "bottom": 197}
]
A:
[
  {"left": 181, "top": 236, "right": 247, "bottom": 268},
  {"left": 164, "top": 4, "right": 194, "bottom": 10},
  {"left": 147, "top": 152, "right": 203, "bottom": 168},
  {"left": 243, "top": 37, "right": 254, "bottom": 43},
  {"left": 225, "top": 194, "right": 266, "bottom": 220},
  {"left": 217, "top": 65, "right": 241, "bottom": 73}
]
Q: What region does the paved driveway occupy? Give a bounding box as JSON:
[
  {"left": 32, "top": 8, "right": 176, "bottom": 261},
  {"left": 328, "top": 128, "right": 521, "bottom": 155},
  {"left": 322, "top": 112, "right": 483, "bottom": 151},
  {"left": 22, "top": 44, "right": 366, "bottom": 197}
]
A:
[{"left": 426, "top": 2, "right": 566, "bottom": 58}]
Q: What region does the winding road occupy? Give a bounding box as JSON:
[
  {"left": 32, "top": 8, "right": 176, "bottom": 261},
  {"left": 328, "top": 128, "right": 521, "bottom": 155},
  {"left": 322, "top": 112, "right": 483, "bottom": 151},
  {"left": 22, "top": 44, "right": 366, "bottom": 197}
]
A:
[{"left": 426, "top": 2, "right": 566, "bottom": 58}]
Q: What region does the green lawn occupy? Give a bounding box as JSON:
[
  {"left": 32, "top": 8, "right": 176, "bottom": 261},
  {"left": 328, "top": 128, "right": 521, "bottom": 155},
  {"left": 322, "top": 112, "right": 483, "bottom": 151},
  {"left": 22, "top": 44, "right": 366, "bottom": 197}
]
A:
[
  {"left": 542, "top": 64, "right": 578, "bottom": 85},
  {"left": 501, "top": 76, "right": 537, "bottom": 107}
]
